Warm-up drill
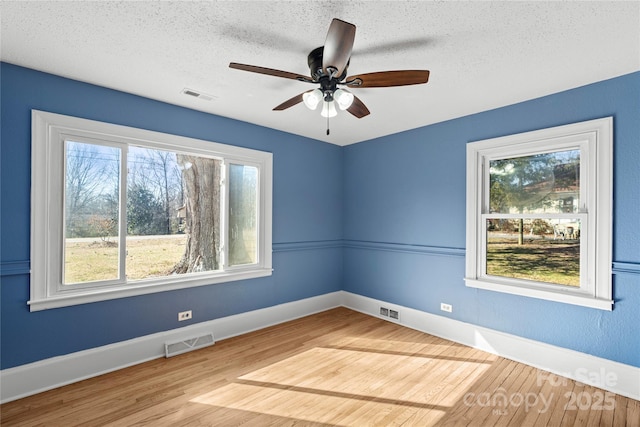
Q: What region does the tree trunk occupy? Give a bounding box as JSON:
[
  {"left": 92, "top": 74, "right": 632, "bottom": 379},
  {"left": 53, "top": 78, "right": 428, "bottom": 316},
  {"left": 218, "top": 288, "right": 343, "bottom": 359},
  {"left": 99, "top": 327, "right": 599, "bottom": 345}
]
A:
[
  {"left": 228, "top": 165, "right": 251, "bottom": 265},
  {"left": 171, "top": 155, "right": 221, "bottom": 273},
  {"left": 518, "top": 218, "right": 524, "bottom": 245}
]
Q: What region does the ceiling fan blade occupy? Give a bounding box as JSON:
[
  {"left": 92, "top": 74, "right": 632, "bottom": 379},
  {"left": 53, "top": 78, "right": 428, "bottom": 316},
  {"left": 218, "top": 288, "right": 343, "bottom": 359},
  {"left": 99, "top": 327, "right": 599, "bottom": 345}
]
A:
[
  {"left": 347, "top": 95, "right": 370, "bottom": 118},
  {"left": 273, "top": 91, "right": 308, "bottom": 111},
  {"left": 229, "top": 62, "right": 312, "bottom": 82},
  {"left": 322, "top": 19, "right": 356, "bottom": 77},
  {"left": 345, "top": 70, "right": 430, "bottom": 88}
]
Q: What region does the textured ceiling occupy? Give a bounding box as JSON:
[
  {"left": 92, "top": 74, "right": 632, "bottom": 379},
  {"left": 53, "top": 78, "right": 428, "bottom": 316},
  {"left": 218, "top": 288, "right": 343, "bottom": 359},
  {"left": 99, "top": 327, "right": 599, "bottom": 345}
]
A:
[{"left": 2, "top": 1, "right": 639, "bottom": 145}]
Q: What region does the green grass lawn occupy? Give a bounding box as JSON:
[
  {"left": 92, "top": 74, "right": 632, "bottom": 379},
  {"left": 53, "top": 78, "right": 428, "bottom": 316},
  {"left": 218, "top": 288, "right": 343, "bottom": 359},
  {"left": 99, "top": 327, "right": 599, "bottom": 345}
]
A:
[
  {"left": 486, "top": 237, "right": 580, "bottom": 286},
  {"left": 65, "top": 233, "right": 580, "bottom": 287},
  {"left": 64, "top": 236, "right": 188, "bottom": 284}
]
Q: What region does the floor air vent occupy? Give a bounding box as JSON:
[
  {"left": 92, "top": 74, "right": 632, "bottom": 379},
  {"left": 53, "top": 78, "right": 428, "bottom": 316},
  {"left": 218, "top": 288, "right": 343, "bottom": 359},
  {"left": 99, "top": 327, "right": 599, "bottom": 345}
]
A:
[{"left": 165, "top": 332, "right": 215, "bottom": 358}]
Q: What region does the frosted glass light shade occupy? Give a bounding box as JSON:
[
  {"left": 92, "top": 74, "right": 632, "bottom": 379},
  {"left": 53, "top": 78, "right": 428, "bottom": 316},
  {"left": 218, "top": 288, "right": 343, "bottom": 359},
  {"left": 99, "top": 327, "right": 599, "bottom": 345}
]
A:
[
  {"left": 302, "top": 89, "right": 323, "bottom": 110},
  {"left": 333, "top": 89, "right": 354, "bottom": 110},
  {"left": 320, "top": 101, "right": 337, "bottom": 118}
]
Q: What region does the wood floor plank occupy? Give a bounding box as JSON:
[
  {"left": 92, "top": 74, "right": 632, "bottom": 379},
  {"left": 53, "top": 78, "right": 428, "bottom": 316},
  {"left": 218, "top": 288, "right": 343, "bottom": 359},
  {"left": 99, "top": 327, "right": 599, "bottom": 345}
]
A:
[
  {"left": 398, "top": 347, "right": 498, "bottom": 426},
  {"left": 493, "top": 364, "right": 542, "bottom": 427},
  {"left": 1, "top": 307, "right": 637, "bottom": 426},
  {"left": 626, "top": 398, "right": 640, "bottom": 427},
  {"left": 438, "top": 356, "right": 518, "bottom": 425},
  {"left": 344, "top": 339, "right": 467, "bottom": 425},
  {"left": 518, "top": 370, "right": 566, "bottom": 426}
]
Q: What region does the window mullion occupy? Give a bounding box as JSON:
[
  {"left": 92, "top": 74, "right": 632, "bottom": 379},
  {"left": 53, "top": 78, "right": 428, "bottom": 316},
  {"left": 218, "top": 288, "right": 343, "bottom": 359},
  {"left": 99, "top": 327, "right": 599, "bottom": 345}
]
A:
[
  {"left": 119, "top": 145, "right": 128, "bottom": 282},
  {"left": 579, "top": 214, "right": 591, "bottom": 293},
  {"left": 220, "top": 160, "right": 228, "bottom": 270}
]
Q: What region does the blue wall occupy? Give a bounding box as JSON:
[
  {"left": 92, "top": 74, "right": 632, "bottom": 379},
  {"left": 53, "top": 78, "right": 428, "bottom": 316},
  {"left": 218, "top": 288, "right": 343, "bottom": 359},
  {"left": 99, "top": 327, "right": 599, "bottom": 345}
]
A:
[
  {"left": 343, "top": 71, "right": 640, "bottom": 367},
  {"left": 0, "top": 63, "right": 343, "bottom": 369},
  {"left": 2, "top": 63, "right": 639, "bottom": 371}
]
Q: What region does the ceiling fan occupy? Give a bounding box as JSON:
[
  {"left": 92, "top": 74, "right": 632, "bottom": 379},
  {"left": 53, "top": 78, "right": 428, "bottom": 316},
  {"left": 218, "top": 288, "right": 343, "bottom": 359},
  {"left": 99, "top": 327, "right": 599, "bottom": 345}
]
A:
[{"left": 229, "top": 18, "right": 430, "bottom": 125}]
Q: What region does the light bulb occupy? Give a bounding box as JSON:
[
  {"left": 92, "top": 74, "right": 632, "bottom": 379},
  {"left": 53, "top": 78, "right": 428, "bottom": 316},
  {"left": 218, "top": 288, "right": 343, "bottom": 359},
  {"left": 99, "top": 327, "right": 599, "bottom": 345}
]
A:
[
  {"left": 302, "top": 89, "right": 323, "bottom": 110},
  {"left": 333, "top": 89, "right": 354, "bottom": 110}
]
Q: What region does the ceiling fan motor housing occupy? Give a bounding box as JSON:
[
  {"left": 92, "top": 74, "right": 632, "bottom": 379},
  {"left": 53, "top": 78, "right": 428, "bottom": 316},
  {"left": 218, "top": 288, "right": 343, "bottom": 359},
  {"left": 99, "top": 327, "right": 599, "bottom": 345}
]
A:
[
  {"left": 308, "top": 47, "right": 348, "bottom": 82},
  {"left": 308, "top": 47, "right": 346, "bottom": 101}
]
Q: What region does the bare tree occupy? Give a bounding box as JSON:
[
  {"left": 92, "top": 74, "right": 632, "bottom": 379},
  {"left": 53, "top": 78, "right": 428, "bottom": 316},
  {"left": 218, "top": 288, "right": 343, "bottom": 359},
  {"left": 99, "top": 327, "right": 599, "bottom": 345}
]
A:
[
  {"left": 128, "top": 147, "right": 182, "bottom": 235},
  {"left": 146, "top": 150, "right": 179, "bottom": 234},
  {"left": 65, "top": 142, "right": 118, "bottom": 237}
]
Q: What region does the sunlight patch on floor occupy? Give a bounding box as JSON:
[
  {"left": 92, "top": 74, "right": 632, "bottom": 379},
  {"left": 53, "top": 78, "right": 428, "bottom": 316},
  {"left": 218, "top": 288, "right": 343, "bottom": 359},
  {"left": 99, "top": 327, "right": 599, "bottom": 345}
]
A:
[{"left": 190, "top": 346, "right": 492, "bottom": 424}]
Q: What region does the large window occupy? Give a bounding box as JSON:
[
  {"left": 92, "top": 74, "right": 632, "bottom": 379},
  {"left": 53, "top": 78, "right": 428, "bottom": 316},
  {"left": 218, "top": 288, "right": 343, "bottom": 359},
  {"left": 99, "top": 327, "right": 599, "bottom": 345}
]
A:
[
  {"left": 465, "top": 118, "right": 612, "bottom": 310},
  {"left": 30, "top": 110, "right": 272, "bottom": 311}
]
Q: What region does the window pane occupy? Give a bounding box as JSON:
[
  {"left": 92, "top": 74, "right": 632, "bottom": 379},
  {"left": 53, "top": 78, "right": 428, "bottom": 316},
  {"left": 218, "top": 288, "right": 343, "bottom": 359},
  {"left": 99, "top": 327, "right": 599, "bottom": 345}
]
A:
[
  {"left": 64, "top": 141, "right": 121, "bottom": 284},
  {"left": 127, "top": 147, "right": 222, "bottom": 278},
  {"left": 228, "top": 164, "right": 258, "bottom": 266},
  {"left": 486, "top": 218, "right": 581, "bottom": 286},
  {"left": 489, "top": 150, "right": 580, "bottom": 214}
]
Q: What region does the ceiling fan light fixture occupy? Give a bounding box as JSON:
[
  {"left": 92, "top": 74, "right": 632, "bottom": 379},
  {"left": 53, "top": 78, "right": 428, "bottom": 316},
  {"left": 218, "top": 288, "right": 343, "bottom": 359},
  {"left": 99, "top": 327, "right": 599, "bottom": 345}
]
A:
[
  {"left": 302, "top": 88, "right": 323, "bottom": 110},
  {"left": 333, "top": 88, "right": 354, "bottom": 110},
  {"left": 320, "top": 100, "right": 337, "bottom": 118},
  {"left": 229, "top": 18, "right": 429, "bottom": 125}
]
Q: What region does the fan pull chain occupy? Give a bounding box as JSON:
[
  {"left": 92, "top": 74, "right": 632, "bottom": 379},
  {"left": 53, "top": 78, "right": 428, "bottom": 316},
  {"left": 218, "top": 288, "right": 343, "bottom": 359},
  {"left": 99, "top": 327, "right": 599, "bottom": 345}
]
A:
[{"left": 326, "top": 114, "right": 330, "bottom": 135}]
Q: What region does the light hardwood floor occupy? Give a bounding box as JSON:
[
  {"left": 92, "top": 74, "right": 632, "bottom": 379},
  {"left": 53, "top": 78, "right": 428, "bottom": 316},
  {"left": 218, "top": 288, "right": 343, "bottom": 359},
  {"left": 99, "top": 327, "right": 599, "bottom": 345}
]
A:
[{"left": 1, "top": 307, "right": 638, "bottom": 426}]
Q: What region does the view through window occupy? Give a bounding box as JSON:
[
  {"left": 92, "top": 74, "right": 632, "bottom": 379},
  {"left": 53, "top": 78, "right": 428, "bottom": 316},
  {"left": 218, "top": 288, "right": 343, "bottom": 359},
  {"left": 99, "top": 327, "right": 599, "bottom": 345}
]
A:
[
  {"left": 486, "top": 150, "right": 581, "bottom": 286},
  {"left": 31, "top": 110, "right": 272, "bottom": 310},
  {"left": 465, "top": 117, "right": 613, "bottom": 310},
  {"left": 63, "top": 142, "right": 233, "bottom": 284}
]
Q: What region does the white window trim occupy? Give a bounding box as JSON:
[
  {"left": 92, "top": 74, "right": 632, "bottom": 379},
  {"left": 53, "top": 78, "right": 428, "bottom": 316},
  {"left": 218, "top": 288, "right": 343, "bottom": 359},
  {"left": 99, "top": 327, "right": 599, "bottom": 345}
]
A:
[
  {"left": 30, "top": 110, "right": 272, "bottom": 311},
  {"left": 465, "top": 117, "right": 613, "bottom": 310}
]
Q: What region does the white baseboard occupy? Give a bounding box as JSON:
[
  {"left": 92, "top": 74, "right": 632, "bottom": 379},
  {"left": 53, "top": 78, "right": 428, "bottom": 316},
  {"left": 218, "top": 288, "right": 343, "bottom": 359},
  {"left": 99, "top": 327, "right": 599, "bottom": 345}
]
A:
[
  {"left": 340, "top": 291, "right": 640, "bottom": 401},
  {"left": 0, "top": 291, "right": 342, "bottom": 403},
  {"left": 2, "top": 290, "right": 638, "bottom": 403}
]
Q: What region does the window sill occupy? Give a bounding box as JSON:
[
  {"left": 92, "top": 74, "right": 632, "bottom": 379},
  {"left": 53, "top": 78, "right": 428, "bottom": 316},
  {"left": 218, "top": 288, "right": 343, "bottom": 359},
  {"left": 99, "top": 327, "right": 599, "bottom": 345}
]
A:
[
  {"left": 464, "top": 278, "right": 613, "bottom": 311},
  {"left": 28, "top": 268, "right": 273, "bottom": 311}
]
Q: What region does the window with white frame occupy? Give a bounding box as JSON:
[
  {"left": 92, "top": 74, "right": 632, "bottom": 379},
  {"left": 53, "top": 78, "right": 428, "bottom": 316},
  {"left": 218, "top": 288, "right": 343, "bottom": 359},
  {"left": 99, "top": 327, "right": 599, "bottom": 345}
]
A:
[
  {"left": 465, "top": 117, "right": 613, "bottom": 310},
  {"left": 30, "top": 110, "right": 272, "bottom": 311}
]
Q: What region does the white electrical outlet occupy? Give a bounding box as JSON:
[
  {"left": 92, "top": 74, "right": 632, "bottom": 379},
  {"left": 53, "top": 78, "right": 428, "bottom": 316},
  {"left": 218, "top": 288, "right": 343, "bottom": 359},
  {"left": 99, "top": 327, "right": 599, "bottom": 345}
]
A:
[
  {"left": 178, "top": 310, "right": 192, "bottom": 321},
  {"left": 440, "top": 303, "right": 453, "bottom": 313}
]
